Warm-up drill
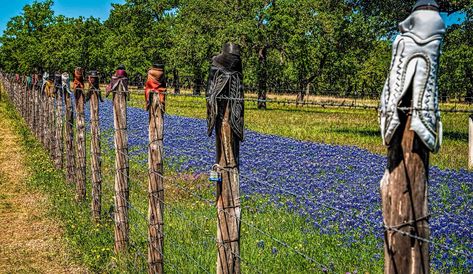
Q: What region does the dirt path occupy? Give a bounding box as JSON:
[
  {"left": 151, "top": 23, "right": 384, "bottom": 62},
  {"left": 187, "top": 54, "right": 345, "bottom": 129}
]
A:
[{"left": 0, "top": 101, "right": 84, "bottom": 273}]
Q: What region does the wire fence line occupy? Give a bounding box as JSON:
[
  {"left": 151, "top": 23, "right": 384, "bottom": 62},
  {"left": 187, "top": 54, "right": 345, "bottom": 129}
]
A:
[
  {"left": 0, "top": 72, "right": 471, "bottom": 273},
  {"left": 128, "top": 89, "right": 473, "bottom": 114}
]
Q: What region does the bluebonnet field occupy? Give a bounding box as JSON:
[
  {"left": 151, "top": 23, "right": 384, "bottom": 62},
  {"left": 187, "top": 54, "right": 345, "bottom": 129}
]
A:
[{"left": 87, "top": 100, "right": 472, "bottom": 272}]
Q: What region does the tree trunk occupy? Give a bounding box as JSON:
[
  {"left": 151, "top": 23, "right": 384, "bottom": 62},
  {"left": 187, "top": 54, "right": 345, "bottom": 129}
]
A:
[
  {"left": 90, "top": 90, "right": 102, "bottom": 222},
  {"left": 296, "top": 80, "right": 305, "bottom": 106},
  {"left": 75, "top": 89, "right": 87, "bottom": 201},
  {"left": 193, "top": 72, "right": 202, "bottom": 95},
  {"left": 173, "top": 69, "right": 180, "bottom": 94},
  {"left": 148, "top": 93, "right": 165, "bottom": 273},
  {"left": 216, "top": 102, "right": 241, "bottom": 274},
  {"left": 65, "top": 90, "right": 76, "bottom": 185},
  {"left": 381, "top": 108, "right": 430, "bottom": 274},
  {"left": 257, "top": 47, "right": 268, "bottom": 110},
  {"left": 113, "top": 81, "right": 129, "bottom": 253}
]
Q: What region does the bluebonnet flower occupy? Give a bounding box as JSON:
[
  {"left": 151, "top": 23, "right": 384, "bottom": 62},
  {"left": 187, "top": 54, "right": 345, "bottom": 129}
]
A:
[{"left": 89, "top": 100, "right": 472, "bottom": 272}]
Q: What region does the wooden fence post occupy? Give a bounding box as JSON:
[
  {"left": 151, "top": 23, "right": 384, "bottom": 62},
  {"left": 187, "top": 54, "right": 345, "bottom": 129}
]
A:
[
  {"left": 109, "top": 66, "right": 130, "bottom": 252},
  {"left": 32, "top": 75, "right": 38, "bottom": 137},
  {"left": 379, "top": 3, "right": 445, "bottom": 273},
  {"left": 469, "top": 114, "right": 473, "bottom": 170},
  {"left": 48, "top": 88, "right": 56, "bottom": 159},
  {"left": 207, "top": 43, "right": 244, "bottom": 274},
  {"left": 63, "top": 73, "right": 76, "bottom": 185},
  {"left": 74, "top": 67, "right": 87, "bottom": 201},
  {"left": 43, "top": 76, "right": 52, "bottom": 150},
  {"left": 381, "top": 114, "right": 430, "bottom": 273},
  {"left": 39, "top": 77, "right": 46, "bottom": 146},
  {"left": 88, "top": 71, "right": 103, "bottom": 222},
  {"left": 146, "top": 65, "right": 166, "bottom": 273},
  {"left": 27, "top": 76, "right": 32, "bottom": 129},
  {"left": 54, "top": 73, "right": 64, "bottom": 170}
]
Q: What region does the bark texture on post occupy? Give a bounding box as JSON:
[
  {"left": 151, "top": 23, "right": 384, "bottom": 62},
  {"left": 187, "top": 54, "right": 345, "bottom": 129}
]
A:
[
  {"left": 207, "top": 43, "right": 244, "bottom": 274},
  {"left": 39, "top": 84, "right": 45, "bottom": 146},
  {"left": 469, "top": 115, "right": 473, "bottom": 170},
  {"left": 381, "top": 113, "right": 430, "bottom": 274},
  {"left": 48, "top": 95, "right": 56, "bottom": 158},
  {"left": 64, "top": 74, "right": 76, "bottom": 185},
  {"left": 108, "top": 70, "right": 129, "bottom": 253},
  {"left": 54, "top": 78, "right": 64, "bottom": 170},
  {"left": 88, "top": 72, "right": 103, "bottom": 223},
  {"left": 145, "top": 65, "right": 166, "bottom": 273},
  {"left": 216, "top": 106, "right": 242, "bottom": 274},
  {"left": 74, "top": 68, "right": 87, "bottom": 201},
  {"left": 75, "top": 89, "right": 86, "bottom": 200}
]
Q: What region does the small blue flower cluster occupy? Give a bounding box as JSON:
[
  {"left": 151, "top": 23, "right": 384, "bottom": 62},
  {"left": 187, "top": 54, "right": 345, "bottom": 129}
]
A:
[{"left": 86, "top": 100, "right": 472, "bottom": 271}]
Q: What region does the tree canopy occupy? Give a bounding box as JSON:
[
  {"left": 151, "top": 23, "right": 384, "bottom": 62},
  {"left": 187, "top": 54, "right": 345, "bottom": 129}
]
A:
[{"left": 0, "top": 0, "right": 471, "bottom": 102}]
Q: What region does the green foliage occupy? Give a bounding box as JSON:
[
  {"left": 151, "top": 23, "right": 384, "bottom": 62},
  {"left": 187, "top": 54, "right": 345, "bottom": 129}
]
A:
[{"left": 0, "top": 0, "right": 472, "bottom": 99}]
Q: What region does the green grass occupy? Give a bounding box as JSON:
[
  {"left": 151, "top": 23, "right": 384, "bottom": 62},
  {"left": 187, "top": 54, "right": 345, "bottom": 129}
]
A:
[
  {"left": 128, "top": 91, "right": 471, "bottom": 170},
  {"left": 1, "top": 87, "right": 468, "bottom": 273},
  {"left": 1, "top": 94, "right": 384, "bottom": 272}
]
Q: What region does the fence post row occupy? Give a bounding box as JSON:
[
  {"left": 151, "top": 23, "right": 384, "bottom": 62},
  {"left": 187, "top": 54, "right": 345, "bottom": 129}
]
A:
[
  {"left": 207, "top": 43, "right": 244, "bottom": 274},
  {"left": 88, "top": 70, "right": 103, "bottom": 223},
  {"left": 107, "top": 65, "right": 130, "bottom": 253},
  {"left": 74, "top": 67, "right": 87, "bottom": 202},
  {"left": 145, "top": 64, "right": 166, "bottom": 273},
  {"left": 378, "top": 2, "right": 445, "bottom": 273}
]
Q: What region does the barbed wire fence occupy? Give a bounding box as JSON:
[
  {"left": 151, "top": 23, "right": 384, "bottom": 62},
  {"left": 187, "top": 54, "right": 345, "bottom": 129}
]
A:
[{"left": 0, "top": 71, "right": 472, "bottom": 273}]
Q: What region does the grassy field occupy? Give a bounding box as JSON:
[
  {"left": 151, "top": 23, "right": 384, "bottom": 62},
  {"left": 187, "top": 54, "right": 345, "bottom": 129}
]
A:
[
  {"left": 1, "top": 94, "right": 385, "bottom": 273},
  {"left": 128, "top": 90, "right": 471, "bottom": 170},
  {"left": 1, "top": 85, "right": 470, "bottom": 273}
]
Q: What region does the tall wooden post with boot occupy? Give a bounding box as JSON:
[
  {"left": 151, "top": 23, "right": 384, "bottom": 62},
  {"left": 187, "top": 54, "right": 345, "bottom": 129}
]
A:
[
  {"left": 54, "top": 72, "right": 64, "bottom": 170},
  {"left": 145, "top": 63, "right": 166, "bottom": 273},
  {"left": 379, "top": 1, "right": 445, "bottom": 273},
  {"left": 63, "top": 72, "right": 76, "bottom": 184},
  {"left": 74, "top": 67, "right": 87, "bottom": 201},
  {"left": 207, "top": 43, "right": 244, "bottom": 274},
  {"left": 107, "top": 65, "right": 130, "bottom": 253},
  {"left": 87, "top": 70, "right": 103, "bottom": 222}
]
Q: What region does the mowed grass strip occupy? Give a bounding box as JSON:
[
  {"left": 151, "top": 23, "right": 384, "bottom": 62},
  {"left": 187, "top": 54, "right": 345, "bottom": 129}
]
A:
[{"left": 128, "top": 91, "right": 470, "bottom": 170}]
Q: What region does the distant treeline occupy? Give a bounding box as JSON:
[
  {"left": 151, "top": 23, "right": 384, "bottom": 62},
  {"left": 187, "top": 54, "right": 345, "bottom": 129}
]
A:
[{"left": 0, "top": 0, "right": 472, "bottom": 101}]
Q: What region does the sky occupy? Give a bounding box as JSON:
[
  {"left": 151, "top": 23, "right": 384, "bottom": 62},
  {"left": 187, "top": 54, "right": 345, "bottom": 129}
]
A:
[
  {"left": 0, "top": 0, "right": 467, "bottom": 35},
  {"left": 0, "top": 0, "right": 125, "bottom": 35}
]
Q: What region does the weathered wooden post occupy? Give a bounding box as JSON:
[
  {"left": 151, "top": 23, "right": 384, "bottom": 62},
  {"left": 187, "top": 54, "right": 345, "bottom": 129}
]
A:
[
  {"left": 87, "top": 70, "right": 103, "bottom": 222},
  {"left": 469, "top": 114, "right": 473, "bottom": 170},
  {"left": 36, "top": 74, "right": 46, "bottom": 141},
  {"left": 74, "top": 67, "right": 87, "bottom": 201},
  {"left": 32, "top": 73, "right": 40, "bottom": 138},
  {"left": 48, "top": 74, "right": 56, "bottom": 159},
  {"left": 63, "top": 72, "right": 76, "bottom": 184},
  {"left": 54, "top": 72, "right": 64, "bottom": 169},
  {"left": 42, "top": 73, "right": 53, "bottom": 150},
  {"left": 379, "top": 1, "right": 445, "bottom": 273},
  {"left": 28, "top": 74, "right": 34, "bottom": 129},
  {"left": 145, "top": 64, "right": 166, "bottom": 273},
  {"left": 207, "top": 43, "right": 244, "bottom": 274},
  {"left": 106, "top": 65, "right": 130, "bottom": 252},
  {"left": 25, "top": 75, "right": 32, "bottom": 127}
]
